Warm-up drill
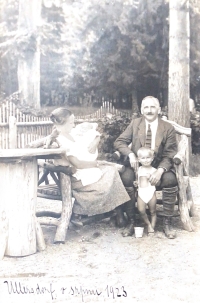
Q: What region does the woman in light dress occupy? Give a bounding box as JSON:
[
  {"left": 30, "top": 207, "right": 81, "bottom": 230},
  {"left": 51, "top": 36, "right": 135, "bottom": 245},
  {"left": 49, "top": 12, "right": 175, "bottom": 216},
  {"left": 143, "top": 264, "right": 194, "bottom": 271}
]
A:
[{"left": 50, "top": 107, "right": 130, "bottom": 227}]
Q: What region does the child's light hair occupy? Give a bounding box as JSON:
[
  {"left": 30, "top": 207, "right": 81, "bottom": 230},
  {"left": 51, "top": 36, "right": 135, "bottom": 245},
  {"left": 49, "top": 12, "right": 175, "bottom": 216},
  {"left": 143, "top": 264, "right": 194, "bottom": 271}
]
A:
[{"left": 137, "top": 147, "right": 154, "bottom": 158}]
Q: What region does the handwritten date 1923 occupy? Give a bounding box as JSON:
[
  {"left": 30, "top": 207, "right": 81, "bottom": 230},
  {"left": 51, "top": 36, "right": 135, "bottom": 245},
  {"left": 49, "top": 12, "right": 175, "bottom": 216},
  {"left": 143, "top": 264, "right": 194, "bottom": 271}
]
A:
[{"left": 105, "top": 285, "right": 127, "bottom": 299}]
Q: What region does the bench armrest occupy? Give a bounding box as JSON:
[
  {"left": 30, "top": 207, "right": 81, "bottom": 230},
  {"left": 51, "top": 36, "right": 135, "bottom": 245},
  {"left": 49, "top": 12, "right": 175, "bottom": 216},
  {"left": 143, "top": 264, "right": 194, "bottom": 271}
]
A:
[
  {"left": 42, "top": 162, "right": 77, "bottom": 175},
  {"left": 173, "top": 134, "right": 188, "bottom": 166}
]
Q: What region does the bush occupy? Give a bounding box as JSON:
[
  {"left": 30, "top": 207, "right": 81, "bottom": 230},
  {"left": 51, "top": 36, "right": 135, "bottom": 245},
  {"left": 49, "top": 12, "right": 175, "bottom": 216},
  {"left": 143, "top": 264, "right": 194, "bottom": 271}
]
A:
[
  {"left": 191, "top": 112, "right": 200, "bottom": 154},
  {"left": 190, "top": 154, "right": 200, "bottom": 176},
  {"left": 96, "top": 114, "right": 132, "bottom": 161}
]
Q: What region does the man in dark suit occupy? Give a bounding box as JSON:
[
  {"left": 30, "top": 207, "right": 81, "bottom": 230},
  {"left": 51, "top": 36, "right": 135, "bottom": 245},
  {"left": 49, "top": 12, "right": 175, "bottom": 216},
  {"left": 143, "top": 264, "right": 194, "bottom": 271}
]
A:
[{"left": 114, "top": 96, "right": 178, "bottom": 239}]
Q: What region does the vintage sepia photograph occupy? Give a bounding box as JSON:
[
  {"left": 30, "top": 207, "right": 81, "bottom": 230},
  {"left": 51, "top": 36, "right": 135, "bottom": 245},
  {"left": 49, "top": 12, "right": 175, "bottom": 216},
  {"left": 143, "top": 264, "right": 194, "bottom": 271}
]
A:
[{"left": 0, "top": 0, "right": 200, "bottom": 302}]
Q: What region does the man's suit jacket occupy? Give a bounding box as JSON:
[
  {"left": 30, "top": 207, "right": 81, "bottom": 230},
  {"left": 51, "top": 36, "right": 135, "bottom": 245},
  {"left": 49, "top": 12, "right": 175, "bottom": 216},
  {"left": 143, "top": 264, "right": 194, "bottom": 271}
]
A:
[{"left": 114, "top": 117, "right": 177, "bottom": 171}]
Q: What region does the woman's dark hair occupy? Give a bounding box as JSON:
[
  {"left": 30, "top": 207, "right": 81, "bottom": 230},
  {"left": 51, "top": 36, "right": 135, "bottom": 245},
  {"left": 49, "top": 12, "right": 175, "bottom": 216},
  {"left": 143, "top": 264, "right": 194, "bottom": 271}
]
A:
[{"left": 50, "top": 107, "right": 73, "bottom": 125}]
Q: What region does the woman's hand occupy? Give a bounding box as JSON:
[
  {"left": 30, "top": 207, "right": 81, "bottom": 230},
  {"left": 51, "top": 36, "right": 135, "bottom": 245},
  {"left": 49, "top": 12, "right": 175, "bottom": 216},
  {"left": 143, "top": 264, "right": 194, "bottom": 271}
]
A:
[
  {"left": 43, "top": 135, "right": 52, "bottom": 149},
  {"left": 88, "top": 136, "right": 100, "bottom": 154},
  {"left": 68, "top": 155, "right": 98, "bottom": 169}
]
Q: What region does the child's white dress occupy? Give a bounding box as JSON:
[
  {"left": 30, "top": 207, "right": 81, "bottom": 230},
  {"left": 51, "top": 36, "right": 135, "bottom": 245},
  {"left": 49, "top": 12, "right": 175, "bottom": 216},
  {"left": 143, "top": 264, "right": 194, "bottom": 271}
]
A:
[
  {"left": 54, "top": 134, "right": 102, "bottom": 187},
  {"left": 138, "top": 166, "right": 156, "bottom": 203},
  {"left": 70, "top": 124, "right": 100, "bottom": 162}
]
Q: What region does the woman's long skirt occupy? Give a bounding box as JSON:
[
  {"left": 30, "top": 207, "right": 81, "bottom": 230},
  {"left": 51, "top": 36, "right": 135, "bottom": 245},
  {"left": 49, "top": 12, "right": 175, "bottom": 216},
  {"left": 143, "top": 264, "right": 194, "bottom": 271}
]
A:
[{"left": 71, "top": 164, "right": 130, "bottom": 216}]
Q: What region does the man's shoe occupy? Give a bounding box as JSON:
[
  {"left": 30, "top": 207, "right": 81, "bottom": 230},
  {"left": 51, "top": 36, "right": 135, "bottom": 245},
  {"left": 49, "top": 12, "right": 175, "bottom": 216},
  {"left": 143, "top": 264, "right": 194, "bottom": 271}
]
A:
[{"left": 163, "top": 217, "right": 176, "bottom": 239}]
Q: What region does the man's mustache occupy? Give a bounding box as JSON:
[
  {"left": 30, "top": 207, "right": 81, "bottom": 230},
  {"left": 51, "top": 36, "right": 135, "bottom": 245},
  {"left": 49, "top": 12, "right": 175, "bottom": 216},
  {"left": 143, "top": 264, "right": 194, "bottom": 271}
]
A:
[{"left": 146, "top": 112, "right": 154, "bottom": 115}]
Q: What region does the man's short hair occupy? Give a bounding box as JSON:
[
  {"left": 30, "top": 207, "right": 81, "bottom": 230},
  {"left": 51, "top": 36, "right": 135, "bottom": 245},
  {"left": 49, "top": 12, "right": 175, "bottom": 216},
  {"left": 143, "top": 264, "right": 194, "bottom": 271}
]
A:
[{"left": 141, "top": 96, "right": 160, "bottom": 109}]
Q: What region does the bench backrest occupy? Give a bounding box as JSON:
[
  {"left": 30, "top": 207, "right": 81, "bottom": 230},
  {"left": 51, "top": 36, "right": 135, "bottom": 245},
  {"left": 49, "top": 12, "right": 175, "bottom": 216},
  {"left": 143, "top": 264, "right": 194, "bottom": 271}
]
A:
[{"left": 162, "top": 117, "right": 191, "bottom": 175}]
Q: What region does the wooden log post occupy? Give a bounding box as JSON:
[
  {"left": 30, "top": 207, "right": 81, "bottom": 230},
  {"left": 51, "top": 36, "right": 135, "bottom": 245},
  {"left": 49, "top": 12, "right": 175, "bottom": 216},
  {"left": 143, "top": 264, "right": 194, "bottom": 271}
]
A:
[
  {"left": 54, "top": 173, "right": 74, "bottom": 244},
  {"left": 186, "top": 181, "right": 196, "bottom": 217},
  {"left": 173, "top": 134, "right": 196, "bottom": 216},
  {"left": 0, "top": 148, "right": 65, "bottom": 256},
  {"left": 183, "top": 176, "right": 196, "bottom": 216},
  {"left": 0, "top": 207, "right": 9, "bottom": 260},
  {"left": 174, "top": 162, "right": 195, "bottom": 232},
  {"left": 38, "top": 217, "right": 60, "bottom": 227},
  {"left": 175, "top": 163, "right": 195, "bottom": 232},
  {"left": 0, "top": 158, "right": 38, "bottom": 257}
]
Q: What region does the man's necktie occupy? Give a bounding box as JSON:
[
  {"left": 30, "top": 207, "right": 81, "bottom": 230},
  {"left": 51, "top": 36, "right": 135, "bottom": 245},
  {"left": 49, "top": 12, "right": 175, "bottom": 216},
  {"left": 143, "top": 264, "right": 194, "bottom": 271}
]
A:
[{"left": 145, "top": 124, "right": 152, "bottom": 148}]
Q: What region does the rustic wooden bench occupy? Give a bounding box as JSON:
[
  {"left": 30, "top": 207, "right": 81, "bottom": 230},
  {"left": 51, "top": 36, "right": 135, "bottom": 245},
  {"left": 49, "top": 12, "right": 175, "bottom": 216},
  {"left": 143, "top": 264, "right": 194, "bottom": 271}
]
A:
[
  {"left": 29, "top": 118, "right": 196, "bottom": 246},
  {"left": 37, "top": 161, "right": 114, "bottom": 219},
  {"left": 27, "top": 136, "right": 114, "bottom": 244},
  {"left": 159, "top": 118, "right": 195, "bottom": 231},
  {"left": 37, "top": 162, "right": 74, "bottom": 244},
  {"left": 167, "top": 119, "right": 196, "bottom": 230}
]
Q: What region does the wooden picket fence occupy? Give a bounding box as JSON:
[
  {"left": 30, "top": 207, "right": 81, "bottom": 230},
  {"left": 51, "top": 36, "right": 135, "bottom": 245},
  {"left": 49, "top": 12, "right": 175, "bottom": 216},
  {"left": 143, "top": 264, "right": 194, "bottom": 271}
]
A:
[
  {"left": 76, "top": 100, "right": 130, "bottom": 120},
  {"left": 0, "top": 95, "right": 131, "bottom": 149}
]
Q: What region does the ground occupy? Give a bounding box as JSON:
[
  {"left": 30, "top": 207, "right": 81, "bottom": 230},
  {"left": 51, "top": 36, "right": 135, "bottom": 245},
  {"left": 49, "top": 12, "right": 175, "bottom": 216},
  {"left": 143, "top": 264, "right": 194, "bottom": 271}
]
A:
[{"left": 0, "top": 177, "right": 200, "bottom": 303}]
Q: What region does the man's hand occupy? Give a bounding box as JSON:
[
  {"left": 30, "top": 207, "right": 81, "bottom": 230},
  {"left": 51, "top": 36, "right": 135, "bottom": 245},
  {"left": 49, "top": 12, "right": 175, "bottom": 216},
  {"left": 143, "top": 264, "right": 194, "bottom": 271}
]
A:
[
  {"left": 129, "top": 153, "right": 138, "bottom": 172},
  {"left": 133, "top": 180, "right": 138, "bottom": 187},
  {"left": 149, "top": 168, "right": 165, "bottom": 186}
]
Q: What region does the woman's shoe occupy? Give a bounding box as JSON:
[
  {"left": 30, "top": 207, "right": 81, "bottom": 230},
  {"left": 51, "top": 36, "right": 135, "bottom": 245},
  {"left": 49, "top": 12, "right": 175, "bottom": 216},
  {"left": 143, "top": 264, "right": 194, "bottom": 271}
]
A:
[
  {"left": 70, "top": 214, "right": 83, "bottom": 227},
  {"left": 115, "top": 207, "right": 127, "bottom": 228},
  {"left": 122, "top": 220, "right": 135, "bottom": 237},
  {"left": 70, "top": 219, "right": 83, "bottom": 227}
]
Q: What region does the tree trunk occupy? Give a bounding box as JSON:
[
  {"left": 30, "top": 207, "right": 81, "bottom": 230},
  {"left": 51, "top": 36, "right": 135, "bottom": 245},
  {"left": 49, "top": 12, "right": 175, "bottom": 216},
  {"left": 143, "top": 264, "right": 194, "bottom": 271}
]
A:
[
  {"left": 131, "top": 85, "right": 139, "bottom": 113},
  {"left": 17, "top": 0, "right": 41, "bottom": 109},
  {"left": 168, "top": 0, "right": 190, "bottom": 127}
]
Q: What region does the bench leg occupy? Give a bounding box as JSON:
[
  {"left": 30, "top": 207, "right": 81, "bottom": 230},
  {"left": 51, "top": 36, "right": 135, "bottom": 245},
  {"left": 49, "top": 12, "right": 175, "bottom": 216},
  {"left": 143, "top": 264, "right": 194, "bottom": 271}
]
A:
[
  {"left": 54, "top": 173, "right": 74, "bottom": 244},
  {"left": 175, "top": 164, "right": 195, "bottom": 232},
  {"left": 35, "top": 217, "right": 46, "bottom": 251},
  {"left": 186, "top": 180, "right": 196, "bottom": 217}
]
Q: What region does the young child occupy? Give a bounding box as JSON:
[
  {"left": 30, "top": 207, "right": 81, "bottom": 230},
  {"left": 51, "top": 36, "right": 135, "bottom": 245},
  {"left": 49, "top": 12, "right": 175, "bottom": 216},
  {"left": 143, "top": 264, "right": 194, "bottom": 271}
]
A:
[
  {"left": 136, "top": 147, "right": 159, "bottom": 235},
  {"left": 71, "top": 122, "right": 125, "bottom": 172},
  {"left": 70, "top": 122, "right": 100, "bottom": 161}
]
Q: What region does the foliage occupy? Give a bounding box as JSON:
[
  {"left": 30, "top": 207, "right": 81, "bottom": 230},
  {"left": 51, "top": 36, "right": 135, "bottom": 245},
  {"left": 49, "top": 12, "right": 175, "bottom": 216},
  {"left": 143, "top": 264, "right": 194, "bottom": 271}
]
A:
[
  {"left": 97, "top": 111, "right": 200, "bottom": 160},
  {"left": 60, "top": 0, "right": 169, "bottom": 104},
  {"left": 95, "top": 114, "right": 132, "bottom": 160},
  {"left": 190, "top": 111, "right": 200, "bottom": 154},
  {"left": 190, "top": 0, "right": 200, "bottom": 91},
  {"left": 190, "top": 153, "right": 200, "bottom": 176},
  {"left": 0, "top": 0, "right": 18, "bottom": 96},
  {"left": 1, "top": 0, "right": 200, "bottom": 110}
]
